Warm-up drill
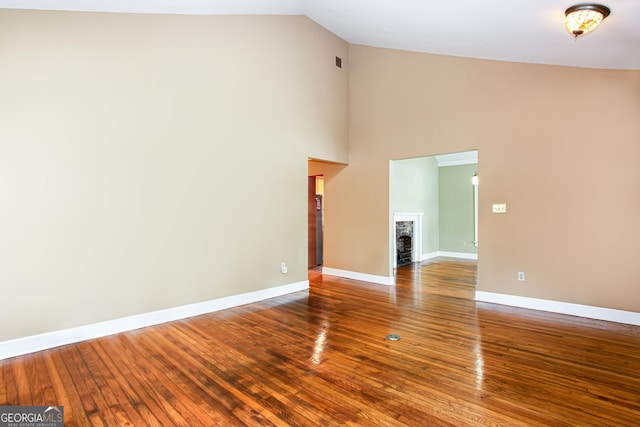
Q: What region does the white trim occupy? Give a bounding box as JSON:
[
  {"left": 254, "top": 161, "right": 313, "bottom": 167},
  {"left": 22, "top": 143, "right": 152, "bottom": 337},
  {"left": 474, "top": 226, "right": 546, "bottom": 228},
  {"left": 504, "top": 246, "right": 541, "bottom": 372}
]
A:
[
  {"left": 322, "top": 267, "right": 395, "bottom": 286},
  {"left": 434, "top": 151, "right": 478, "bottom": 167},
  {"left": 437, "top": 159, "right": 477, "bottom": 167},
  {"left": 473, "top": 174, "right": 479, "bottom": 248},
  {"left": 0, "top": 280, "right": 309, "bottom": 360},
  {"left": 437, "top": 251, "right": 478, "bottom": 260},
  {"left": 421, "top": 252, "right": 440, "bottom": 260},
  {"left": 421, "top": 251, "right": 478, "bottom": 261},
  {"left": 475, "top": 291, "right": 640, "bottom": 326}
]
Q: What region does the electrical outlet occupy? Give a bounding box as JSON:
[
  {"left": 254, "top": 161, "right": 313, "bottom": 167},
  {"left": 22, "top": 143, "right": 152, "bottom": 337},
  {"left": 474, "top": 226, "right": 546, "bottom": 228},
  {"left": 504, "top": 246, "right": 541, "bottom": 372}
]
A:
[
  {"left": 281, "top": 262, "right": 288, "bottom": 274},
  {"left": 492, "top": 203, "right": 507, "bottom": 214},
  {"left": 518, "top": 272, "right": 525, "bottom": 281}
]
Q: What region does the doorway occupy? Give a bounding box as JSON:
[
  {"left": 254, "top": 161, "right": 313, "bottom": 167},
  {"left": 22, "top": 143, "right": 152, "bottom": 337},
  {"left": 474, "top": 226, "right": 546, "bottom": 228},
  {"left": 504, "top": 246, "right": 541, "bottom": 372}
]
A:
[
  {"left": 389, "top": 150, "right": 478, "bottom": 271},
  {"left": 308, "top": 175, "right": 324, "bottom": 268}
]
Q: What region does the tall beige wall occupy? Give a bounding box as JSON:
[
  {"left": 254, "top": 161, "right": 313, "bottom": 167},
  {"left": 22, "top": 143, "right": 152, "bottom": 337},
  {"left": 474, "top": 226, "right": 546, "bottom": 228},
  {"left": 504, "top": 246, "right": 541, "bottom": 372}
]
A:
[
  {"left": 327, "top": 44, "right": 640, "bottom": 312},
  {"left": 0, "top": 10, "right": 348, "bottom": 341}
]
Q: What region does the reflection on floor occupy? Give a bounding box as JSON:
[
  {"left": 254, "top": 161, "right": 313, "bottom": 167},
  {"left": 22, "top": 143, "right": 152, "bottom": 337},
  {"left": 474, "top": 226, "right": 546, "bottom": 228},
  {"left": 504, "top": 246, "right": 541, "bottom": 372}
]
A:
[{"left": 1, "top": 258, "right": 639, "bottom": 426}]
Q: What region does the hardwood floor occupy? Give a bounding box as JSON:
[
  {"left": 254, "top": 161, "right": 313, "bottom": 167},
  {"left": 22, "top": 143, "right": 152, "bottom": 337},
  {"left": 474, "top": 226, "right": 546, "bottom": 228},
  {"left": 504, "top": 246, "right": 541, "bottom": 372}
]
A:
[{"left": 2, "top": 259, "right": 640, "bottom": 426}]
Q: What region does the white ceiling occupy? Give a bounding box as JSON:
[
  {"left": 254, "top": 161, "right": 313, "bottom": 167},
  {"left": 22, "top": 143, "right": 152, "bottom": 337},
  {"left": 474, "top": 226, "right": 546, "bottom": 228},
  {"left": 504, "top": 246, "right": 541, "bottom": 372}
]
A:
[{"left": 2, "top": 0, "right": 639, "bottom": 70}]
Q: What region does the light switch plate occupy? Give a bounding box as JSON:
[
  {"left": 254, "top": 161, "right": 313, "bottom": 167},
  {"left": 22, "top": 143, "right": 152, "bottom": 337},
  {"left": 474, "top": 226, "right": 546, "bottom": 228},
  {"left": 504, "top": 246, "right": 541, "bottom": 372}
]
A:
[{"left": 492, "top": 203, "right": 507, "bottom": 213}]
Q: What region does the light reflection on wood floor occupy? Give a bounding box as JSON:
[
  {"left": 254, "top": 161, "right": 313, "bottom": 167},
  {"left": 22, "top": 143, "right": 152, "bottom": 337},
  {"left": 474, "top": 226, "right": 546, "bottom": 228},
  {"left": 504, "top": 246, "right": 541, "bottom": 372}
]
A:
[{"left": 1, "top": 258, "right": 639, "bottom": 426}]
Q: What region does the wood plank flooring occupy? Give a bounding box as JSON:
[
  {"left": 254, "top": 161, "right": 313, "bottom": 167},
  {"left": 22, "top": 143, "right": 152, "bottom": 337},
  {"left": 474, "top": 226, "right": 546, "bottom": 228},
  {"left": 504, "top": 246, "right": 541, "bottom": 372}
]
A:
[{"left": 2, "top": 259, "right": 640, "bottom": 426}]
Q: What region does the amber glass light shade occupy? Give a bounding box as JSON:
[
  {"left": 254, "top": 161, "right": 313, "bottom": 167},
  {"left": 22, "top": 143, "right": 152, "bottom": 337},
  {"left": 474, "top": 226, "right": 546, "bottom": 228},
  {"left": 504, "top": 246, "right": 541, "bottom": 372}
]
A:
[{"left": 565, "top": 4, "right": 611, "bottom": 39}]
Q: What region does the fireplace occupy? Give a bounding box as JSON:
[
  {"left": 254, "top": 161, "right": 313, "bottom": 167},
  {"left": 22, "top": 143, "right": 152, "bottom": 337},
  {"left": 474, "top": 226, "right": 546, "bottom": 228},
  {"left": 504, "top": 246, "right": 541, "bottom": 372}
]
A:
[
  {"left": 396, "top": 221, "right": 414, "bottom": 266},
  {"left": 393, "top": 213, "right": 423, "bottom": 268}
]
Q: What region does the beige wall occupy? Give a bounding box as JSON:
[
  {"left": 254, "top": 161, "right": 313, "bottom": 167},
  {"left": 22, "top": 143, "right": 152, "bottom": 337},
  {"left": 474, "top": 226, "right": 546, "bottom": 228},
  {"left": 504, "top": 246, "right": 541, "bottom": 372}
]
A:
[
  {"left": 2, "top": 9, "right": 638, "bottom": 344},
  {"left": 0, "top": 10, "right": 348, "bottom": 341},
  {"left": 325, "top": 44, "right": 640, "bottom": 312}
]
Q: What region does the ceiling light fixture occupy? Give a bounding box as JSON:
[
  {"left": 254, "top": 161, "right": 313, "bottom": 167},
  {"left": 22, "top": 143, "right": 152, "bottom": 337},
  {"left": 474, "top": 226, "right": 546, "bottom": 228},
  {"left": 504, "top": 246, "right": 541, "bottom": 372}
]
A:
[{"left": 565, "top": 4, "right": 611, "bottom": 39}]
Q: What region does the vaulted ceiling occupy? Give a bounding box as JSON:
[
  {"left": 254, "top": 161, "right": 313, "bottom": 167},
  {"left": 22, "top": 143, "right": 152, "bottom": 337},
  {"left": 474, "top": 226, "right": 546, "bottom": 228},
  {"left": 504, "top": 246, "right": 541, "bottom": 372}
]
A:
[{"left": 1, "top": 0, "right": 639, "bottom": 69}]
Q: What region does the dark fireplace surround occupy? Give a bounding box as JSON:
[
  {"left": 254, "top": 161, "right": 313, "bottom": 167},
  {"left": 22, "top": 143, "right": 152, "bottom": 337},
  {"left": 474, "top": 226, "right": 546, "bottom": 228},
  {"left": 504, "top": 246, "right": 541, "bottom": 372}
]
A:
[{"left": 396, "top": 221, "right": 414, "bottom": 266}]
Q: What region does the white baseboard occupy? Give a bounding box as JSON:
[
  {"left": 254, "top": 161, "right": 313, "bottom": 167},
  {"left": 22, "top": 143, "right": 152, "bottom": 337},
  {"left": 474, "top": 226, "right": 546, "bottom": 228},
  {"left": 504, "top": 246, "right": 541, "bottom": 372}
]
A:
[
  {"left": 322, "top": 267, "right": 395, "bottom": 286},
  {"left": 0, "top": 280, "right": 309, "bottom": 361},
  {"left": 475, "top": 291, "right": 640, "bottom": 326},
  {"left": 421, "top": 252, "right": 439, "bottom": 260},
  {"left": 422, "top": 251, "right": 478, "bottom": 260}
]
